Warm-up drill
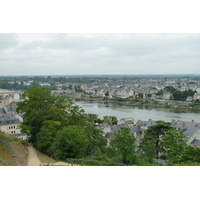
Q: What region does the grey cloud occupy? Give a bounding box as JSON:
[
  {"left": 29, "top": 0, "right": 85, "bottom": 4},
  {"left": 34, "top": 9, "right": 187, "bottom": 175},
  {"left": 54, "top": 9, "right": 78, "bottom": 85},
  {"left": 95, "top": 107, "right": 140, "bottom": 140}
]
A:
[
  {"left": 0, "top": 33, "right": 19, "bottom": 50},
  {"left": 0, "top": 33, "right": 200, "bottom": 75}
]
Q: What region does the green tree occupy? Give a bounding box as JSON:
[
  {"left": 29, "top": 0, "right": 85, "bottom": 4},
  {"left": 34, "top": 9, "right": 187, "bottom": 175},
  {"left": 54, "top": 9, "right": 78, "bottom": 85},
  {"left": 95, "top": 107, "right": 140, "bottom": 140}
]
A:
[
  {"left": 102, "top": 116, "right": 118, "bottom": 125},
  {"left": 87, "top": 113, "right": 98, "bottom": 123},
  {"left": 17, "top": 87, "right": 73, "bottom": 144},
  {"left": 105, "top": 92, "right": 109, "bottom": 97},
  {"left": 36, "top": 120, "right": 61, "bottom": 154},
  {"left": 51, "top": 125, "right": 89, "bottom": 160},
  {"left": 178, "top": 146, "right": 200, "bottom": 164},
  {"left": 156, "top": 89, "right": 163, "bottom": 96},
  {"left": 139, "top": 121, "right": 174, "bottom": 159},
  {"left": 164, "top": 86, "right": 176, "bottom": 93},
  {"left": 138, "top": 93, "right": 143, "bottom": 99},
  {"left": 162, "top": 129, "right": 187, "bottom": 164},
  {"left": 138, "top": 140, "right": 157, "bottom": 163},
  {"left": 84, "top": 124, "right": 107, "bottom": 156},
  {"left": 111, "top": 127, "right": 136, "bottom": 165}
]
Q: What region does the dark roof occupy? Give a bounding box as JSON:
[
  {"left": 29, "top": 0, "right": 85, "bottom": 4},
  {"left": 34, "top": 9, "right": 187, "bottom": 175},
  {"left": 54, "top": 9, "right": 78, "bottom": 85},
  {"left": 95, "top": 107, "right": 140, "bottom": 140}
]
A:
[
  {"left": 111, "top": 124, "right": 128, "bottom": 133},
  {"left": 0, "top": 114, "right": 21, "bottom": 126},
  {"left": 5, "top": 102, "right": 18, "bottom": 111},
  {"left": 0, "top": 108, "right": 6, "bottom": 114},
  {"left": 126, "top": 120, "right": 134, "bottom": 124},
  {"left": 105, "top": 132, "right": 115, "bottom": 139},
  {"left": 130, "top": 126, "right": 140, "bottom": 135},
  {"left": 171, "top": 120, "right": 200, "bottom": 139},
  {"left": 13, "top": 133, "right": 27, "bottom": 137},
  {"left": 190, "top": 139, "right": 200, "bottom": 147}
]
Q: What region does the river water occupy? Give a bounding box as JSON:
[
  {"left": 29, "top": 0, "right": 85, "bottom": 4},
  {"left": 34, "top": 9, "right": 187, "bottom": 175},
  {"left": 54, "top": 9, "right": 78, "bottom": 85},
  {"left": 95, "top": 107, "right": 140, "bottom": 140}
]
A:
[{"left": 74, "top": 100, "right": 200, "bottom": 123}]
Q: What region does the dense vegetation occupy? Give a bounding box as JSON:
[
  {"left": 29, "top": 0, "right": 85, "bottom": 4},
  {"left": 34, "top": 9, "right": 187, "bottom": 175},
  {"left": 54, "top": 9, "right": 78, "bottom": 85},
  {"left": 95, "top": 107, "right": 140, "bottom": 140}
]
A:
[
  {"left": 155, "top": 86, "right": 196, "bottom": 101},
  {"left": 16, "top": 87, "right": 107, "bottom": 160}
]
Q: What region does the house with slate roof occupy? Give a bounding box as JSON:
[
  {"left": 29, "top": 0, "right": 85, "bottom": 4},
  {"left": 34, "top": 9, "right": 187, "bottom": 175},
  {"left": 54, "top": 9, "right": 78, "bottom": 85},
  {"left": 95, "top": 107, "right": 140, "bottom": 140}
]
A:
[
  {"left": 171, "top": 119, "right": 200, "bottom": 147},
  {"left": 0, "top": 114, "right": 21, "bottom": 135},
  {"left": 4, "top": 101, "right": 18, "bottom": 115},
  {"left": 135, "top": 119, "right": 156, "bottom": 136},
  {"left": 0, "top": 100, "right": 27, "bottom": 140},
  {"left": 118, "top": 117, "right": 134, "bottom": 127}
]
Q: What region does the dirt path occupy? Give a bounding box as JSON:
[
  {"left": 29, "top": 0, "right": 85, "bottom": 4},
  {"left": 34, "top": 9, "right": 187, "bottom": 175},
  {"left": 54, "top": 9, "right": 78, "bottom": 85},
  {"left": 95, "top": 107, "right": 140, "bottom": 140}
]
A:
[
  {"left": 27, "top": 146, "right": 79, "bottom": 166},
  {"left": 27, "top": 146, "right": 41, "bottom": 166}
]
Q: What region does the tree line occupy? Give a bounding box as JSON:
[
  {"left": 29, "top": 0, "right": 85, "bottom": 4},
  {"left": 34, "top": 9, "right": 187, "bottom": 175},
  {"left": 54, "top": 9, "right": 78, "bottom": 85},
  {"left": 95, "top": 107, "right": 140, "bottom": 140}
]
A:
[{"left": 156, "top": 86, "right": 196, "bottom": 101}]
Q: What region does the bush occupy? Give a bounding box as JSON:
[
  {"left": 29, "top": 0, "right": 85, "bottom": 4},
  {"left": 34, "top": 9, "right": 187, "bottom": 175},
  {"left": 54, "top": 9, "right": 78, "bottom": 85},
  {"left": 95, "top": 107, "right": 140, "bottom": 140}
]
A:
[{"left": 67, "top": 158, "right": 125, "bottom": 166}]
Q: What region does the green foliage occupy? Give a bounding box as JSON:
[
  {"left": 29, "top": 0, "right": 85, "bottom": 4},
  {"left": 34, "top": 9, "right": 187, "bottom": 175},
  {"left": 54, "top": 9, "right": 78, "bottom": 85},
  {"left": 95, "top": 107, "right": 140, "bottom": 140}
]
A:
[
  {"left": 138, "top": 140, "right": 157, "bottom": 163},
  {"left": 138, "top": 93, "right": 143, "bottom": 98},
  {"left": 178, "top": 146, "right": 200, "bottom": 163},
  {"left": 67, "top": 158, "right": 125, "bottom": 166},
  {"left": 105, "top": 92, "right": 109, "bottom": 97},
  {"left": 111, "top": 127, "right": 136, "bottom": 165},
  {"left": 172, "top": 89, "right": 196, "bottom": 101},
  {"left": 139, "top": 121, "right": 174, "bottom": 159},
  {"left": 156, "top": 89, "right": 163, "bottom": 96},
  {"left": 16, "top": 86, "right": 107, "bottom": 161},
  {"left": 164, "top": 86, "right": 176, "bottom": 93},
  {"left": 17, "top": 87, "right": 69, "bottom": 143},
  {"left": 87, "top": 113, "right": 98, "bottom": 123},
  {"left": 139, "top": 121, "right": 189, "bottom": 165},
  {"left": 36, "top": 120, "right": 61, "bottom": 154},
  {"left": 51, "top": 125, "right": 89, "bottom": 160},
  {"left": 84, "top": 124, "right": 107, "bottom": 156},
  {"left": 103, "top": 116, "right": 118, "bottom": 125},
  {"left": 162, "top": 130, "right": 187, "bottom": 164}
]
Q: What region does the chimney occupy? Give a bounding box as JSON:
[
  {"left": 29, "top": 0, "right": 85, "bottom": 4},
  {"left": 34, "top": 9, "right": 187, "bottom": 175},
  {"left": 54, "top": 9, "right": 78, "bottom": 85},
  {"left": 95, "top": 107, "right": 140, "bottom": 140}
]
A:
[
  {"left": 182, "top": 123, "right": 186, "bottom": 128},
  {"left": 194, "top": 143, "right": 197, "bottom": 148},
  {"left": 195, "top": 124, "right": 198, "bottom": 127},
  {"left": 192, "top": 119, "right": 194, "bottom": 123}
]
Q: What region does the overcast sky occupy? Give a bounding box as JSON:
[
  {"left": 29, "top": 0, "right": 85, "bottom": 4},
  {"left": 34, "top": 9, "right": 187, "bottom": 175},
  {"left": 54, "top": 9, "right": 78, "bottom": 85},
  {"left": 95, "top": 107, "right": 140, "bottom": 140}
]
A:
[{"left": 0, "top": 33, "right": 200, "bottom": 76}]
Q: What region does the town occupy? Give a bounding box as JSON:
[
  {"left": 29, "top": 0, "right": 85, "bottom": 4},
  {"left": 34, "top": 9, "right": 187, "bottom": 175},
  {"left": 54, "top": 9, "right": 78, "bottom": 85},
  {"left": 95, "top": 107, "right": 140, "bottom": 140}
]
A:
[{"left": 1, "top": 74, "right": 200, "bottom": 152}]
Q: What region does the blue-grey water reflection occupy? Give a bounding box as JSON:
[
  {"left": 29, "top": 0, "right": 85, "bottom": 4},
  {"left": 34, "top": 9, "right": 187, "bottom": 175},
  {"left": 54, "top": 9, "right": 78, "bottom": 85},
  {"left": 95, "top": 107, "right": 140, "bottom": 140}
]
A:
[{"left": 74, "top": 100, "right": 200, "bottom": 122}]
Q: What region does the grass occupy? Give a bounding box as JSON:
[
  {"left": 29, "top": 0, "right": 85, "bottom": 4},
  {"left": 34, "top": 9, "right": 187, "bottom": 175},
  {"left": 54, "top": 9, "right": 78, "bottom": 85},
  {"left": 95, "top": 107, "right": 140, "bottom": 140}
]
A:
[
  {"left": 0, "top": 132, "right": 29, "bottom": 166},
  {"left": 10, "top": 140, "right": 28, "bottom": 166},
  {"left": 0, "top": 143, "right": 16, "bottom": 166}
]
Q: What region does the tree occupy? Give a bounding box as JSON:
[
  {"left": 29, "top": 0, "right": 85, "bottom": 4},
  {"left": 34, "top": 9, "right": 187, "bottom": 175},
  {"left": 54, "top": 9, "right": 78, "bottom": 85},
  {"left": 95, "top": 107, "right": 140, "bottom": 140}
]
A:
[
  {"left": 51, "top": 125, "right": 89, "bottom": 160},
  {"left": 164, "top": 86, "right": 176, "bottom": 93},
  {"left": 156, "top": 89, "right": 163, "bottom": 96},
  {"left": 17, "top": 86, "right": 77, "bottom": 144},
  {"left": 84, "top": 124, "right": 107, "bottom": 156},
  {"left": 103, "top": 116, "right": 118, "bottom": 125},
  {"left": 162, "top": 129, "right": 187, "bottom": 164},
  {"left": 139, "top": 121, "right": 174, "bottom": 159},
  {"left": 36, "top": 120, "right": 61, "bottom": 154},
  {"left": 87, "top": 113, "right": 98, "bottom": 123},
  {"left": 138, "top": 93, "right": 143, "bottom": 99},
  {"left": 138, "top": 139, "right": 157, "bottom": 163},
  {"left": 139, "top": 121, "right": 188, "bottom": 164},
  {"left": 178, "top": 146, "right": 200, "bottom": 164},
  {"left": 111, "top": 127, "right": 136, "bottom": 165},
  {"left": 17, "top": 86, "right": 108, "bottom": 160},
  {"left": 105, "top": 92, "right": 109, "bottom": 97}
]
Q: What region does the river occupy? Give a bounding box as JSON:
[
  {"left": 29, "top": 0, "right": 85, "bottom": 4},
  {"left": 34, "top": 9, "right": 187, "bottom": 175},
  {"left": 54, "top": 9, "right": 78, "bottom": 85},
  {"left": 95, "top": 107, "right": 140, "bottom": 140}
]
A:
[{"left": 74, "top": 100, "right": 200, "bottom": 123}]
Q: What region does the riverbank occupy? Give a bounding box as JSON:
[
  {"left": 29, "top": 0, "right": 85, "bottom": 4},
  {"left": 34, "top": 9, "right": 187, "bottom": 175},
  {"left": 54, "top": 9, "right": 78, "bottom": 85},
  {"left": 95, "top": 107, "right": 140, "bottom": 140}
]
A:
[{"left": 67, "top": 94, "right": 200, "bottom": 111}]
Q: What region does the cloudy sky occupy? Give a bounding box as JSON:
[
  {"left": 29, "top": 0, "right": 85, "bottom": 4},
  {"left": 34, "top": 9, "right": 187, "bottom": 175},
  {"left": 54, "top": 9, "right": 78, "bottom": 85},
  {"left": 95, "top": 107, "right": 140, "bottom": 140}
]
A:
[{"left": 0, "top": 33, "right": 200, "bottom": 76}]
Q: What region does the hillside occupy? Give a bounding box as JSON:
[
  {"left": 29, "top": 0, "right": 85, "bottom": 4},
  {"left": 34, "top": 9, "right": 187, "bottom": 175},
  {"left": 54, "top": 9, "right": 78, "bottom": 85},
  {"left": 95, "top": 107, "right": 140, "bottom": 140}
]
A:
[
  {"left": 0, "top": 132, "right": 78, "bottom": 166},
  {"left": 0, "top": 132, "right": 28, "bottom": 166}
]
